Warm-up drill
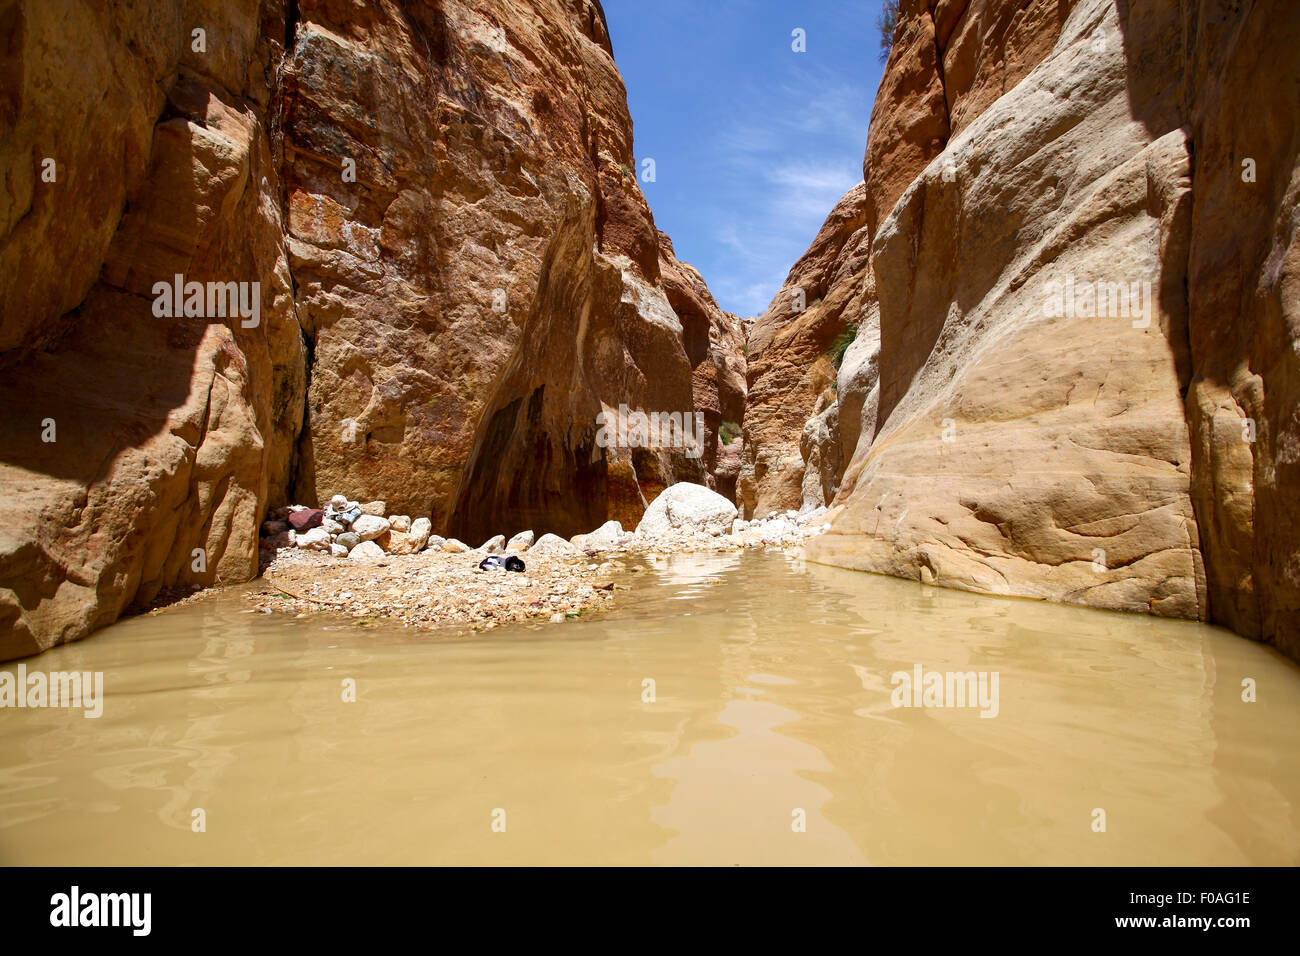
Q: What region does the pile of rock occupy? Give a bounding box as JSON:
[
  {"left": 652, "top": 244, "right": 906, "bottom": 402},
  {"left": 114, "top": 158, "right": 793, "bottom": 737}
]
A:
[
  {"left": 260, "top": 495, "right": 436, "bottom": 563},
  {"left": 259, "top": 483, "right": 829, "bottom": 568},
  {"left": 255, "top": 546, "right": 621, "bottom": 633}
]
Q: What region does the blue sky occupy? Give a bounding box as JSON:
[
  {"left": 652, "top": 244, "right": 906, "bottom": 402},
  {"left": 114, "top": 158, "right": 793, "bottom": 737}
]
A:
[{"left": 603, "top": 0, "right": 887, "bottom": 317}]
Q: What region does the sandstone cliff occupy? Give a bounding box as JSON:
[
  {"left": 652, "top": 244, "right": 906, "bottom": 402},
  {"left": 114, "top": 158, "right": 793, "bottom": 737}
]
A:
[
  {"left": 749, "top": 0, "right": 1300, "bottom": 662},
  {"left": 0, "top": 0, "right": 741, "bottom": 659}
]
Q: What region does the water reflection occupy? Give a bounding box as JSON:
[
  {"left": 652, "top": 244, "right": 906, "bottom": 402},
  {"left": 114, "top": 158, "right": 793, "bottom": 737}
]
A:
[{"left": 1, "top": 550, "right": 1297, "bottom": 865}]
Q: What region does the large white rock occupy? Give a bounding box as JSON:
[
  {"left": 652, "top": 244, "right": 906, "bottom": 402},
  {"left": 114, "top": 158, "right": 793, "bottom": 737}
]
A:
[
  {"left": 348, "top": 541, "right": 386, "bottom": 563},
  {"left": 385, "top": 517, "right": 431, "bottom": 555},
  {"left": 506, "top": 530, "right": 535, "bottom": 551},
  {"left": 480, "top": 534, "right": 505, "bottom": 553},
  {"left": 636, "top": 483, "right": 738, "bottom": 537},
  {"left": 294, "top": 527, "right": 331, "bottom": 551},
  {"left": 407, "top": 518, "right": 431, "bottom": 551},
  {"left": 350, "top": 515, "right": 390, "bottom": 541},
  {"left": 571, "top": 519, "right": 628, "bottom": 552},
  {"left": 529, "top": 533, "right": 581, "bottom": 557},
  {"left": 440, "top": 538, "right": 471, "bottom": 553}
]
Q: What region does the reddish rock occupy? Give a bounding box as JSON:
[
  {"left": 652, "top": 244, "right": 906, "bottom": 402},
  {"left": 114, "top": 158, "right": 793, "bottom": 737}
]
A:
[{"left": 287, "top": 509, "right": 324, "bottom": 532}]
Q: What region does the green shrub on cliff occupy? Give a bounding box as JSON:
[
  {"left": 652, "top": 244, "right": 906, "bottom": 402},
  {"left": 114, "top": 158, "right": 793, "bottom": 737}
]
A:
[{"left": 879, "top": 0, "right": 900, "bottom": 64}]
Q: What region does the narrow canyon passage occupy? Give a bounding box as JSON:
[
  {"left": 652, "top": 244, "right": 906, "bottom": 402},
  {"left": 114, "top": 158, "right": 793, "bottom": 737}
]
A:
[
  {"left": 2, "top": 552, "right": 1296, "bottom": 866},
  {"left": 1, "top": 0, "right": 1298, "bottom": 880}
]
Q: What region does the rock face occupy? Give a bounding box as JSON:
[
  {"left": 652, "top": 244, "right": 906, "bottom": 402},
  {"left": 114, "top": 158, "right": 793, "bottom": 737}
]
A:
[
  {"left": 282, "top": 0, "right": 741, "bottom": 543},
  {"left": 739, "top": 183, "right": 874, "bottom": 517},
  {"left": 0, "top": 0, "right": 743, "bottom": 659},
  {"left": 755, "top": 0, "right": 1300, "bottom": 661},
  {"left": 0, "top": 0, "right": 305, "bottom": 661}
]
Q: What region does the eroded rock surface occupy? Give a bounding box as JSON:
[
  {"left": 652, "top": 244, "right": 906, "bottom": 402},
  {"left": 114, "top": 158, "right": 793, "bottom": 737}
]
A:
[
  {"left": 0, "top": 0, "right": 742, "bottom": 659},
  {"left": 754, "top": 0, "right": 1300, "bottom": 660}
]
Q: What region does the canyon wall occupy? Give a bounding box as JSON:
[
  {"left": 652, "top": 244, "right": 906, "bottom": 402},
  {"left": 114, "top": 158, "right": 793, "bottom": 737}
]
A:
[
  {"left": 0, "top": 0, "right": 741, "bottom": 659},
  {"left": 750, "top": 0, "right": 1300, "bottom": 661}
]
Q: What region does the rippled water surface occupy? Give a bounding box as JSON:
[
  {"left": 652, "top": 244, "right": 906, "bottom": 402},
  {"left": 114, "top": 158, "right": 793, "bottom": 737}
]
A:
[{"left": 2, "top": 550, "right": 1298, "bottom": 865}]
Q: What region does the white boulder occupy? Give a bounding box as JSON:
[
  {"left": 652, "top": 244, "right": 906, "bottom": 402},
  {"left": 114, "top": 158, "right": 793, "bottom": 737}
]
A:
[
  {"left": 571, "top": 519, "right": 629, "bottom": 552},
  {"left": 294, "top": 527, "right": 331, "bottom": 551},
  {"left": 351, "top": 515, "right": 390, "bottom": 541},
  {"left": 348, "top": 541, "right": 386, "bottom": 563},
  {"left": 406, "top": 518, "right": 431, "bottom": 551},
  {"left": 636, "top": 482, "right": 738, "bottom": 537},
  {"left": 529, "top": 533, "right": 581, "bottom": 557}
]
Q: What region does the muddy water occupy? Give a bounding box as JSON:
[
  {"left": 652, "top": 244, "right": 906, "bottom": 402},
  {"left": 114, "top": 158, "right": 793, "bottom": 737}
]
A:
[{"left": 2, "top": 550, "right": 1298, "bottom": 866}]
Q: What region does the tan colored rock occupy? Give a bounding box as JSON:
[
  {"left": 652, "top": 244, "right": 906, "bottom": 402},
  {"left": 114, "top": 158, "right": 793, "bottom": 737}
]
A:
[
  {"left": 506, "top": 530, "right": 535, "bottom": 552},
  {"left": 282, "top": 1, "right": 743, "bottom": 545},
  {"left": 739, "top": 185, "right": 873, "bottom": 517},
  {"left": 529, "top": 533, "right": 582, "bottom": 558},
  {"left": 571, "top": 520, "right": 627, "bottom": 552},
  {"left": 811, "top": 2, "right": 1206, "bottom": 621},
  {"left": 0, "top": 0, "right": 742, "bottom": 659},
  {"left": 348, "top": 541, "right": 386, "bottom": 564},
  {"left": 658, "top": 231, "right": 747, "bottom": 501},
  {"left": 1176, "top": 0, "right": 1300, "bottom": 660},
  {"left": 0, "top": 2, "right": 303, "bottom": 660}
]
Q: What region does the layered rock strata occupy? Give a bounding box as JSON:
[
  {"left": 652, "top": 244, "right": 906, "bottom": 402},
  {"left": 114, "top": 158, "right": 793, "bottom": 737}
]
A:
[
  {"left": 0, "top": 0, "right": 740, "bottom": 658},
  {"left": 749, "top": 0, "right": 1300, "bottom": 661}
]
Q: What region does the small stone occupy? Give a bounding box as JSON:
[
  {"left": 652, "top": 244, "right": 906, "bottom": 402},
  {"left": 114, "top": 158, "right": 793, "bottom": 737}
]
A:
[
  {"left": 506, "top": 530, "right": 535, "bottom": 551},
  {"left": 329, "top": 543, "right": 349, "bottom": 557},
  {"left": 360, "top": 500, "right": 387, "bottom": 516},
  {"left": 337, "top": 532, "right": 361, "bottom": 552},
  {"left": 323, "top": 517, "right": 346, "bottom": 535},
  {"left": 480, "top": 534, "right": 505, "bottom": 553},
  {"left": 423, "top": 534, "right": 447, "bottom": 553},
  {"left": 441, "top": 538, "right": 471, "bottom": 553},
  {"left": 390, "top": 515, "right": 411, "bottom": 532}
]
